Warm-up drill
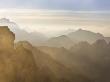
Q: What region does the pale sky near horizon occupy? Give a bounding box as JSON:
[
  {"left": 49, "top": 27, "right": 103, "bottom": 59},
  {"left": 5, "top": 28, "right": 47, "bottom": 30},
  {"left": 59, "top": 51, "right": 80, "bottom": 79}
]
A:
[
  {"left": 0, "top": 10, "right": 110, "bottom": 37},
  {"left": 0, "top": 0, "right": 109, "bottom": 37}
]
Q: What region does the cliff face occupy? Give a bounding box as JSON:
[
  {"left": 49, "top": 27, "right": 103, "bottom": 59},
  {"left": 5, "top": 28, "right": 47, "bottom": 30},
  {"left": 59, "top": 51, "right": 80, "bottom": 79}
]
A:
[
  {"left": 0, "top": 26, "right": 15, "bottom": 50},
  {"left": 14, "top": 44, "right": 37, "bottom": 82},
  {"left": 0, "top": 26, "right": 37, "bottom": 82}
]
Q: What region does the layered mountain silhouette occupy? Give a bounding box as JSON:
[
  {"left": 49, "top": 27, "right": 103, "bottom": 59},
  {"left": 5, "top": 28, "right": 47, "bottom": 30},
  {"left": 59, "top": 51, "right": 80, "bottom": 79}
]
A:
[
  {"left": 44, "top": 35, "right": 76, "bottom": 49},
  {"left": 1, "top": 20, "right": 110, "bottom": 82},
  {"left": 0, "top": 18, "right": 110, "bottom": 49},
  {"left": 67, "top": 29, "right": 105, "bottom": 43},
  {"left": 44, "top": 29, "right": 110, "bottom": 48},
  {"left": 39, "top": 40, "right": 110, "bottom": 82},
  {"left": 0, "top": 26, "right": 92, "bottom": 82},
  {"left": 0, "top": 18, "right": 47, "bottom": 45}
]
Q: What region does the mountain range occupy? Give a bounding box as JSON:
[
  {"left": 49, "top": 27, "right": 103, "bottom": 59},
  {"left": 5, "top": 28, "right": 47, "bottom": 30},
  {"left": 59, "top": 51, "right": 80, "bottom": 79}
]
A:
[
  {"left": 0, "top": 18, "right": 47, "bottom": 45},
  {"left": 44, "top": 29, "right": 110, "bottom": 48},
  {"left": 38, "top": 39, "right": 110, "bottom": 82},
  {"left": 0, "top": 18, "right": 110, "bottom": 49},
  {"left": 0, "top": 25, "right": 110, "bottom": 82},
  {"left": 0, "top": 26, "right": 91, "bottom": 82}
]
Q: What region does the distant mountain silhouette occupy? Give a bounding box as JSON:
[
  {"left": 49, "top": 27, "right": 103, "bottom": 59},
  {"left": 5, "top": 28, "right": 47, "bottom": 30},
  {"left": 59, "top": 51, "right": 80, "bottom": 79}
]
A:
[
  {"left": 0, "top": 18, "right": 47, "bottom": 45},
  {"left": 67, "top": 29, "right": 105, "bottom": 43},
  {"left": 44, "top": 35, "right": 76, "bottom": 49},
  {"left": 43, "top": 29, "right": 110, "bottom": 48},
  {"left": 104, "top": 37, "right": 110, "bottom": 43},
  {"left": 0, "top": 18, "right": 110, "bottom": 46},
  {"left": 53, "top": 29, "right": 75, "bottom": 37}
]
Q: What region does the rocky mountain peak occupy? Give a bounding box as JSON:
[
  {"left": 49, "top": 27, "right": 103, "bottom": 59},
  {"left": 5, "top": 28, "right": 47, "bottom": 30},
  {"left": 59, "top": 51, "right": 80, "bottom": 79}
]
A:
[{"left": 0, "top": 26, "right": 15, "bottom": 49}]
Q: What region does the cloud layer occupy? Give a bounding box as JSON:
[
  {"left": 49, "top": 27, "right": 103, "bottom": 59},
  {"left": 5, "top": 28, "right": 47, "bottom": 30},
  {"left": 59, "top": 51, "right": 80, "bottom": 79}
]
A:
[{"left": 0, "top": 10, "right": 109, "bottom": 37}]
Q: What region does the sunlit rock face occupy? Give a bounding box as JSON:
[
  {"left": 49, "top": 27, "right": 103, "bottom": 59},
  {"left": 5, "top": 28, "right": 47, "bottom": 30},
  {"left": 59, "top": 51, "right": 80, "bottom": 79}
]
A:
[
  {"left": 14, "top": 42, "right": 37, "bottom": 82},
  {"left": 0, "top": 26, "right": 15, "bottom": 50},
  {"left": 0, "top": 26, "right": 37, "bottom": 82},
  {"left": 0, "top": 26, "right": 92, "bottom": 82}
]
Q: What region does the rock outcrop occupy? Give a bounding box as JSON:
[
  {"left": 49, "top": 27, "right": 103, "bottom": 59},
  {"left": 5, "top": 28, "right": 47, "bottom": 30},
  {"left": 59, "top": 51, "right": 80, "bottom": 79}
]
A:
[
  {"left": 0, "top": 26, "right": 15, "bottom": 50},
  {"left": 0, "top": 26, "right": 37, "bottom": 82}
]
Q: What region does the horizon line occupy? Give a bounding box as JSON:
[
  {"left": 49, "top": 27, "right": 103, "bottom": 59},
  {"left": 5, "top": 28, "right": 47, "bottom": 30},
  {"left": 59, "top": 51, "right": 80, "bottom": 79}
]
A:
[{"left": 0, "top": 8, "right": 110, "bottom": 13}]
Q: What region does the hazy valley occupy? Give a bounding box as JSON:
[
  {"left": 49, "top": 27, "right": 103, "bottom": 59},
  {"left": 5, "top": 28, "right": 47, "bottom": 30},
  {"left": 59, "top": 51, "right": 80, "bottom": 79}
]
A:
[
  {"left": 0, "top": 0, "right": 110, "bottom": 82},
  {"left": 0, "top": 23, "right": 110, "bottom": 82}
]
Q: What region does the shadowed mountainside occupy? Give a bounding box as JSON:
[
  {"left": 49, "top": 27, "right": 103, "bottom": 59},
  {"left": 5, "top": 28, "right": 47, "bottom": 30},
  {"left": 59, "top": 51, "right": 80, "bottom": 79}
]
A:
[
  {"left": 1, "top": 26, "right": 110, "bottom": 82},
  {"left": 0, "top": 26, "right": 92, "bottom": 82},
  {"left": 39, "top": 39, "right": 110, "bottom": 82}
]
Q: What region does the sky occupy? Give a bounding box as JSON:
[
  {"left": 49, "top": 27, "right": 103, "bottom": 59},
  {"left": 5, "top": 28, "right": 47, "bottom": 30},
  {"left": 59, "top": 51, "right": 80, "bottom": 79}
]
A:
[
  {"left": 0, "top": 0, "right": 109, "bottom": 10},
  {"left": 0, "top": 10, "right": 110, "bottom": 37},
  {"left": 0, "top": 0, "right": 110, "bottom": 37}
]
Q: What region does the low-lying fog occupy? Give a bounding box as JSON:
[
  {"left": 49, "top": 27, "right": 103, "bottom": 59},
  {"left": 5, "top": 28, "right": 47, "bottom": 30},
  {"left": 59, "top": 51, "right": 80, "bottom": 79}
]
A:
[{"left": 0, "top": 9, "right": 110, "bottom": 37}]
